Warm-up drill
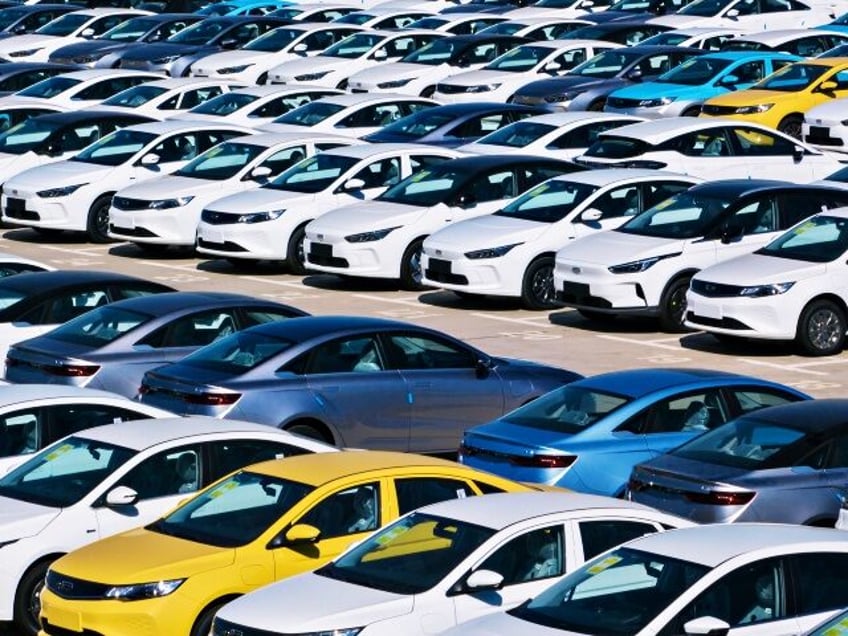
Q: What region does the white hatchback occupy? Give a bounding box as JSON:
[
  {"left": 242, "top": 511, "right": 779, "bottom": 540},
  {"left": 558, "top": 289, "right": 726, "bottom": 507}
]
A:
[
  {"left": 92, "top": 77, "right": 243, "bottom": 120},
  {"left": 0, "top": 68, "right": 161, "bottom": 109},
  {"left": 803, "top": 96, "right": 848, "bottom": 154}
]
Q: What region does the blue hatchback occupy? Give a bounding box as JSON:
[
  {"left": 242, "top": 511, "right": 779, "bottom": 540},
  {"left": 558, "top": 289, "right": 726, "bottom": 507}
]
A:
[{"left": 459, "top": 368, "right": 809, "bottom": 496}]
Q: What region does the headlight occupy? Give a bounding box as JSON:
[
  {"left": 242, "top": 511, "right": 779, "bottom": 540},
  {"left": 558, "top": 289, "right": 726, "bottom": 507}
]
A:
[
  {"left": 37, "top": 183, "right": 87, "bottom": 198},
  {"left": 105, "top": 578, "right": 185, "bottom": 601},
  {"left": 377, "top": 78, "right": 412, "bottom": 89},
  {"left": 345, "top": 227, "right": 400, "bottom": 242},
  {"left": 638, "top": 97, "right": 675, "bottom": 108},
  {"left": 739, "top": 282, "right": 794, "bottom": 297},
  {"left": 152, "top": 54, "right": 181, "bottom": 65},
  {"left": 237, "top": 209, "right": 285, "bottom": 223},
  {"left": 0, "top": 539, "right": 19, "bottom": 549},
  {"left": 299, "top": 629, "right": 364, "bottom": 636},
  {"left": 295, "top": 71, "right": 330, "bottom": 81},
  {"left": 8, "top": 48, "right": 42, "bottom": 57},
  {"left": 148, "top": 196, "right": 195, "bottom": 209},
  {"left": 734, "top": 103, "right": 773, "bottom": 114},
  {"left": 466, "top": 83, "right": 501, "bottom": 93},
  {"left": 464, "top": 243, "right": 522, "bottom": 259},
  {"left": 607, "top": 252, "right": 681, "bottom": 274},
  {"left": 545, "top": 92, "right": 577, "bottom": 103},
  {"left": 74, "top": 55, "right": 99, "bottom": 64},
  {"left": 218, "top": 64, "right": 253, "bottom": 74}
]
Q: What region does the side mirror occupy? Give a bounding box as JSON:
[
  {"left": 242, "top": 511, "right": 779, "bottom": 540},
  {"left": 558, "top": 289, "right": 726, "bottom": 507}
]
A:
[
  {"left": 282, "top": 523, "right": 320, "bottom": 545},
  {"left": 250, "top": 165, "right": 273, "bottom": 180},
  {"left": 475, "top": 356, "right": 492, "bottom": 379},
  {"left": 726, "top": 8, "right": 739, "bottom": 17},
  {"left": 81, "top": 27, "right": 95, "bottom": 38},
  {"left": 372, "top": 49, "right": 388, "bottom": 60},
  {"left": 41, "top": 142, "right": 61, "bottom": 157},
  {"left": 343, "top": 177, "right": 366, "bottom": 191},
  {"left": 105, "top": 485, "right": 139, "bottom": 507},
  {"left": 293, "top": 42, "right": 308, "bottom": 54},
  {"left": 580, "top": 207, "right": 603, "bottom": 222},
  {"left": 625, "top": 67, "right": 642, "bottom": 81},
  {"left": 140, "top": 153, "right": 160, "bottom": 166},
  {"left": 465, "top": 569, "right": 504, "bottom": 591},
  {"left": 793, "top": 145, "right": 804, "bottom": 162},
  {"left": 544, "top": 61, "right": 561, "bottom": 73},
  {"left": 220, "top": 37, "right": 238, "bottom": 49},
  {"left": 817, "top": 80, "right": 838, "bottom": 94},
  {"left": 720, "top": 219, "right": 744, "bottom": 244},
  {"left": 581, "top": 0, "right": 594, "bottom": 6},
  {"left": 455, "top": 192, "right": 476, "bottom": 209},
  {"left": 718, "top": 73, "right": 739, "bottom": 87},
  {"left": 12, "top": 24, "right": 26, "bottom": 34},
  {"left": 683, "top": 616, "right": 730, "bottom": 636}
]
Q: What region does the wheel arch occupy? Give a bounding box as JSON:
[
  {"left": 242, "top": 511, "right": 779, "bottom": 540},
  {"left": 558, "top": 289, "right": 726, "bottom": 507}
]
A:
[{"left": 281, "top": 417, "right": 337, "bottom": 446}]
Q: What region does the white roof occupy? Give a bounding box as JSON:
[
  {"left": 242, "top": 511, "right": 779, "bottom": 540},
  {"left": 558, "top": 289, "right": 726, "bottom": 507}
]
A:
[
  {"left": 600, "top": 116, "right": 754, "bottom": 143},
  {"left": 126, "top": 119, "right": 254, "bottom": 135},
  {"left": 546, "top": 168, "right": 700, "bottom": 187},
  {"left": 233, "top": 131, "right": 357, "bottom": 147},
  {"left": 730, "top": 27, "right": 848, "bottom": 45},
  {"left": 519, "top": 111, "right": 644, "bottom": 126},
  {"left": 0, "top": 384, "right": 145, "bottom": 405}
]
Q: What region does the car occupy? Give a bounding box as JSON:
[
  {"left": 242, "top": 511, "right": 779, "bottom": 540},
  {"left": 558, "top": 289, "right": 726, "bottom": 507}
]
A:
[
  {"left": 460, "top": 367, "right": 809, "bottom": 495},
  {"left": 0, "top": 384, "right": 173, "bottom": 472},
  {"left": 604, "top": 51, "right": 800, "bottom": 118},
  {"left": 421, "top": 169, "right": 699, "bottom": 309},
  {"left": 0, "top": 252, "right": 52, "bottom": 278},
  {"left": 639, "top": 25, "right": 743, "bottom": 49},
  {"left": 0, "top": 61, "right": 82, "bottom": 97},
  {"left": 0, "top": 416, "right": 337, "bottom": 636},
  {"left": 92, "top": 76, "right": 242, "bottom": 119},
  {"left": 304, "top": 154, "right": 581, "bottom": 290},
  {"left": 39, "top": 450, "right": 539, "bottom": 636},
  {"left": 47, "top": 13, "right": 204, "bottom": 68},
  {"left": 553, "top": 180, "right": 848, "bottom": 331},
  {"left": 1, "top": 119, "right": 252, "bottom": 242},
  {"left": 0, "top": 8, "right": 152, "bottom": 63},
  {"left": 0, "top": 269, "right": 173, "bottom": 362},
  {"left": 432, "top": 39, "right": 621, "bottom": 104},
  {"left": 0, "top": 101, "right": 69, "bottom": 133},
  {"left": 803, "top": 95, "right": 848, "bottom": 151},
  {"left": 575, "top": 118, "right": 844, "bottom": 181},
  {"left": 507, "top": 0, "right": 612, "bottom": 18},
  {"left": 346, "top": 33, "right": 531, "bottom": 98},
  {"left": 719, "top": 27, "right": 848, "bottom": 56},
  {"left": 362, "top": 102, "right": 548, "bottom": 147},
  {"left": 5, "top": 290, "right": 309, "bottom": 396},
  {"left": 139, "top": 315, "right": 582, "bottom": 452},
  {"left": 334, "top": 8, "right": 436, "bottom": 29},
  {"left": 444, "top": 524, "right": 848, "bottom": 636},
  {"left": 685, "top": 206, "right": 848, "bottom": 355},
  {"left": 0, "top": 4, "right": 82, "bottom": 40},
  {"left": 196, "top": 0, "right": 291, "bottom": 16},
  {"left": 649, "top": 0, "right": 836, "bottom": 31},
  {"left": 195, "top": 143, "right": 460, "bottom": 272},
  {"left": 212, "top": 492, "right": 695, "bottom": 636},
  {"left": 269, "top": 3, "right": 361, "bottom": 22},
  {"left": 700, "top": 57, "right": 848, "bottom": 139},
  {"left": 559, "top": 20, "right": 673, "bottom": 46},
  {"left": 804, "top": 607, "right": 848, "bottom": 636},
  {"left": 188, "top": 22, "right": 366, "bottom": 84},
  {"left": 267, "top": 29, "right": 447, "bottom": 89},
  {"left": 510, "top": 44, "right": 705, "bottom": 112},
  {"left": 477, "top": 17, "right": 595, "bottom": 38},
  {"left": 110, "top": 132, "right": 356, "bottom": 251},
  {"left": 403, "top": 13, "right": 508, "bottom": 35}
]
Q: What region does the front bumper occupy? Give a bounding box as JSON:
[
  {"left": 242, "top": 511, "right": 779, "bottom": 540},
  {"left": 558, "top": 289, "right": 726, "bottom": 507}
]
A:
[
  {"left": 803, "top": 119, "right": 848, "bottom": 152},
  {"left": 108, "top": 202, "right": 205, "bottom": 246},
  {"left": 553, "top": 260, "right": 661, "bottom": 315},
  {"left": 196, "top": 217, "right": 295, "bottom": 260},
  {"left": 684, "top": 290, "right": 798, "bottom": 339},
  {"left": 420, "top": 249, "right": 523, "bottom": 297},
  {"left": 1, "top": 188, "right": 91, "bottom": 232}
]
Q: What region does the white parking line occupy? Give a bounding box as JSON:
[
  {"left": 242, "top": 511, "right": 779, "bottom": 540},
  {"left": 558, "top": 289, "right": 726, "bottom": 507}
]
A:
[
  {"left": 38, "top": 244, "right": 107, "bottom": 255},
  {"left": 596, "top": 334, "right": 683, "bottom": 352},
  {"left": 792, "top": 358, "right": 848, "bottom": 369},
  {"left": 471, "top": 313, "right": 554, "bottom": 328},
  {"left": 737, "top": 358, "right": 827, "bottom": 376},
  {"left": 353, "top": 294, "right": 428, "bottom": 307}
]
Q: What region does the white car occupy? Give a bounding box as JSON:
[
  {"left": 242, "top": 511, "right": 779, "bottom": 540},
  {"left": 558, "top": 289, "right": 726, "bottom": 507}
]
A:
[
  {"left": 576, "top": 118, "right": 843, "bottom": 182},
  {"left": 641, "top": 26, "right": 744, "bottom": 49},
  {"left": 507, "top": 0, "right": 608, "bottom": 18},
  {"left": 0, "top": 384, "right": 172, "bottom": 473},
  {"left": 552, "top": 179, "right": 848, "bottom": 331},
  {"left": 304, "top": 154, "right": 575, "bottom": 290},
  {"left": 432, "top": 39, "right": 620, "bottom": 104},
  {"left": 212, "top": 492, "right": 693, "bottom": 636},
  {"left": 0, "top": 119, "right": 252, "bottom": 243},
  {"left": 803, "top": 96, "right": 848, "bottom": 153},
  {"left": 442, "top": 524, "right": 848, "bottom": 636},
  {"left": 334, "top": 8, "right": 435, "bottom": 29},
  {"left": 109, "top": 132, "right": 357, "bottom": 250},
  {"left": 0, "top": 252, "right": 52, "bottom": 278},
  {"left": 685, "top": 207, "right": 848, "bottom": 356},
  {"left": 720, "top": 27, "right": 848, "bottom": 55},
  {"left": 189, "top": 22, "right": 366, "bottom": 84},
  {"left": 480, "top": 17, "right": 597, "bottom": 40},
  {"left": 171, "top": 85, "right": 344, "bottom": 127},
  {"left": 0, "top": 8, "right": 151, "bottom": 63},
  {"left": 259, "top": 92, "right": 437, "bottom": 138},
  {"left": 0, "top": 416, "right": 336, "bottom": 636},
  {"left": 649, "top": 0, "right": 835, "bottom": 32},
  {"left": 196, "top": 143, "right": 461, "bottom": 272},
  {"left": 0, "top": 68, "right": 161, "bottom": 109},
  {"left": 267, "top": 29, "right": 446, "bottom": 89},
  {"left": 422, "top": 169, "right": 700, "bottom": 309},
  {"left": 92, "top": 77, "right": 243, "bottom": 120},
  {"left": 404, "top": 13, "right": 508, "bottom": 35}
]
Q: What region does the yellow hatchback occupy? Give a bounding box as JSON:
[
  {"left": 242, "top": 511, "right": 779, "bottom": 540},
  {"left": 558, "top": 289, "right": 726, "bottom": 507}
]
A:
[
  {"left": 700, "top": 58, "right": 848, "bottom": 138},
  {"left": 38, "top": 451, "right": 538, "bottom": 636}
]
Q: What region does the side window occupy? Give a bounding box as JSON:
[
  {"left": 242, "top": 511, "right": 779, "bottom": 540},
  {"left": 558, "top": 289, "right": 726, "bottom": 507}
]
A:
[
  {"left": 257, "top": 146, "right": 307, "bottom": 175},
  {"left": 0, "top": 410, "right": 42, "bottom": 457},
  {"left": 378, "top": 35, "right": 415, "bottom": 58},
  {"left": 152, "top": 133, "right": 200, "bottom": 163},
  {"left": 249, "top": 97, "right": 293, "bottom": 119},
  {"left": 449, "top": 113, "right": 507, "bottom": 139},
  {"left": 73, "top": 80, "right": 120, "bottom": 102},
  {"left": 395, "top": 477, "right": 473, "bottom": 515},
  {"left": 207, "top": 438, "right": 310, "bottom": 482},
  {"left": 464, "top": 43, "right": 498, "bottom": 65},
  {"left": 624, "top": 390, "right": 727, "bottom": 434},
  {"left": 351, "top": 157, "right": 401, "bottom": 189},
  {"left": 643, "top": 181, "right": 692, "bottom": 209},
  {"left": 178, "top": 86, "right": 223, "bottom": 110},
  {"left": 548, "top": 120, "right": 633, "bottom": 150},
  {"left": 232, "top": 23, "right": 262, "bottom": 45},
  {"left": 198, "top": 130, "right": 243, "bottom": 152},
  {"left": 727, "top": 388, "right": 797, "bottom": 415},
  {"left": 90, "top": 16, "right": 127, "bottom": 35},
  {"left": 522, "top": 166, "right": 562, "bottom": 190},
  {"left": 410, "top": 154, "right": 451, "bottom": 171},
  {"left": 277, "top": 93, "right": 314, "bottom": 113},
  {"left": 731, "top": 61, "right": 765, "bottom": 85},
  {"left": 306, "top": 336, "right": 384, "bottom": 374},
  {"left": 478, "top": 526, "right": 564, "bottom": 585},
  {"left": 822, "top": 435, "right": 848, "bottom": 469},
  {"left": 54, "top": 124, "right": 102, "bottom": 152},
  {"left": 551, "top": 48, "right": 587, "bottom": 72},
  {"left": 315, "top": 141, "right": 350, "bottom": 151},
  {"left": 780, "top": 192, "right": 832, "bottom": 228},
  {"left": 589, "top": 185, "right": 641, "bottom": 220},
  {"left": 466, "top": 169, "right": 517, "bottom": 202},
  {"left": 791, "top": 553, "right": 848, "bottom": 614},
  {"left": 241, "top": 307, "right": 301, "bottom": 327},
  {"left": 385, "top": 334, "right": 476, "bottom": 370},
  {"left": 158, "top": 94, "right": 180, "bottom": 111},
  {"left": 732, "top": 196, "right": 779, "bottom": 235},
  {"left": 788, "top": 37, "right": 827, "bottom": 57},
  {"left": 402, "top": 101, "right": 432, "bottom": 116},
  {"left": 679, "top": 130, "right": 731, "bottom": 157},
  {"left": 639, "top": 54, "right": 672, "bottom": 76},
  {"left": 138, "top": 310, "right": 239, "bottom": 348},
  {"left": 117, "top": 445, "right": 202, "bottom": 500},
  {"left": 47, "top": 289, "right": 108, "bottom": 323},
  {"left": 298, "top": 482, "right": 380, "bottom": 539},
  {"left": 0, "top": 70, "right": 51, "bottom": 93},
  {"left": 579, "top": 519, "right": 659, "bottom": 560},
  {"left": 46, "top": 404, "right": 152, "bottom": 441},
  {"left": 729, "top": 126, "right": 795, "bottom": 157}
]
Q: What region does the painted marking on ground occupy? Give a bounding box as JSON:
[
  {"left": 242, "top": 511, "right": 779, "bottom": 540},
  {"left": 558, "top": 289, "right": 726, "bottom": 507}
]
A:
[
  {"left": 499, "top": 330, "right": 562, "bottom": 341},
  {"left": 596, "top": 334, "right": 683, "bottom": 352},
  {"left": 471, "top": 312, "right": 554, "bottom": 328},
  {"left": 736, "top": 358, "right": 827, "bottom": 376}
]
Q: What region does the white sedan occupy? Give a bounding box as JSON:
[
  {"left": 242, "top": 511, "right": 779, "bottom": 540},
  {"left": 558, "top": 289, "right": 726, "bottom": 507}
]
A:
[
  {"left": 422, "top": 169, "right": 700, "bottom": 309},
  {"left": 0, "top": 68, "right": 161, "bottom": 109},
  {"left": 1, "top": 119, "right": 252, "bottom": 243},
  {"left": 109, "top": 132, "right": 357, "bottom": 250},
  {"left": 0, "top": 417, "right": 336, "bottom": 636},
  {"left": 212, "top": 492, "right": 693, "bottom": 636},
  {"left": 803, "top": 96, "right": 848, "bottom": 153},
  {"left": 195, "top": 144, "right": 461, "bottom": 273},
  {"left": 649, "top": 0, "right": 835, "bottom": 32},
  {"left": 92, "top": 77, "right": 243, "bottom": 120},
  {"left": 432, "top": 39, "right": 620, "bottom": 104},
  {"left": 507, "top": 0, "right": 606, "bottom": 18}
]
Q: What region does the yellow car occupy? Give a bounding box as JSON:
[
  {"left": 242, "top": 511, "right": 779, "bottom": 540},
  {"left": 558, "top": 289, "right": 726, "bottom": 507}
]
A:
[
  {"left": 39, "top": 451, "right": 539, "bottom": 636},
  {"left": 700, "top": 57, "right": 848, "bottom": 138}
]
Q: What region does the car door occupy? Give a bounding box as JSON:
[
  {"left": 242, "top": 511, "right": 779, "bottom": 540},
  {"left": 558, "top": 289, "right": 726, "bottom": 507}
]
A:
[
  {"left": 676, "top": 128, "right": 741, "bottom": 179},
  {"left": 726, "top": 125, "right": 815, "bottom": 181},
  {"left": 545, "top": 118, "right": 639, "bottom": 160}
]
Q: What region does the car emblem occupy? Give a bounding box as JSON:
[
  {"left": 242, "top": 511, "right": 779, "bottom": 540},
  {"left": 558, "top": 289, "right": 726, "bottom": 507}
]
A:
[
  {"left": 435, "top": 249, "right": 442, "bottom": 256},
  {"left": 571, "top": 267, "right": 581, "bottom": 274},
  {"left": 317, "top": 234, "right": 324, "bottom": 240},
  {"left": 222, "top": 630, "right": 243, "bottom": 636},
  {"left": 56, "top": 579, "right": 74, "bottom": 593},
  {"left": 704, "top": 283, "right": 716, "bottom": 292}
]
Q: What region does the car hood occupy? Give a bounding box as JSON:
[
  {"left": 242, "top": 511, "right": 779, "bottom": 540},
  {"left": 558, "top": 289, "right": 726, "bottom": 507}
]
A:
[
  {"left": 308, "top": 201, "right": 428, "bottom": 234},
  {"left": 443, "top": 68, "right": 520, "bottom": 86},
  {"left": 806, "top": 99, "right": 847, "bottom": 119},
  {"left": 193, "top": 49, "right": 271, "bottom": 70},
  {"left": 694, "top": 253, "right": 826, "bottom": 286},
  {"left": 205, "top": 187, "right": 314, "bottom": 213},
  {"left": 217, "top": 571, "right": 413, "bottom": 632},
  {"left": 118, "top": 174, "right": 233, "bottom": 200},
  {"left": 272, "top": 55, "right": 343, "bottom": 76},
  {"left": 705, "top": 88, "right": 791, "bottom": 107},
  {"left": 558, "top": 230, "right": 684, "bottom": 265},
  {"left": 353, "top": 61, "right": 439, "bottom": 82},
  {"left": 517, "top": 75, "right": 613, "bottom": 97},
  {"left": 427, "top": 214, "right": 549, "bottom": 250},
  {"left": 121, "top": 42, "right": 202, "bottom": 61},
  {"left": 5, "top": 160, "right": 112, "bottom": 191},
  {"left": 50, "top": 525, "right": 235, "bottom": 582},
  {"left": 51, "top": 40, "right": 129, "bottom": 58},
  {"left": 650, "top": 14, "right": 708, "bottom": 28},
  {"left": 612, "top": 80, "right": 715, "bottom": 100},
  {"left": 0, "top": 34, "right": 62, "bottom": 53},
  {"left": 0, "top": 495, "right": 60, "bottom": 542}
]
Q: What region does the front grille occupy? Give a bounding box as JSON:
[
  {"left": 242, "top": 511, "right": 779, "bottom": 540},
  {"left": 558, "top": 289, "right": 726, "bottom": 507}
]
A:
[
  {"left": 213, "top": 618, "right": 283, "bottom": 636},
  {"left": 307, "top": 252, "right": 349, "bottom": 268},
  {"left": 109, "top": 224, "right": 157, "bottom": 238},
  {"left": 201, "top": 209, "right": 237, "bottom": 225},
  {"left": 806, "top": 126, "right": 843, "bottom": 146},
  {"left": 197, "top": 238, "right": 246, "bottom": 252},
  {"left": 425, "top": 268, "right": 467, "bottom": 285},
  {"left": 700, "top": 104, "right": 737, "bottom": 116},
  {"left": 112, "top": 196, "right": 151, "bottom": 211},
  {"left": 46, "top": 571, "right": 110, "bottom": 600},
  {"left": 685, "top": 311, "right": 750, "bottom": 330},
  {"left": 606, "top": 96, "right": 640, "bottom": 109},
  {"left": 557, "top": 281, "right": 612, "bottom": 308},
  {"left": 435, "top": 83, "right": 467, "bottom": 94},
  {"left": 42, "top": 620, "right": 104, "bottom": 636},
  {"left": 690, "top": 279, "right": 742, "bottom": 297},
  {"left": 4, "top": 204, "right": 38, "bottom": 221}
]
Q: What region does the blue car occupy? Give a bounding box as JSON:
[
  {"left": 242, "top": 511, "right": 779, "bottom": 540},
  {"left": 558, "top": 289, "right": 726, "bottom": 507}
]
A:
[
  {"left": 458, "top": 368, "right": 810, "bottom": 496},
  {"left": 197, "top": 0, "right": 292, "bottom": 16},
  {"left": 604, "top": 51, "right": 801, "bottom": 118},
  {"left": 818, "top": 12, "right": 848, "bottom": 35}
]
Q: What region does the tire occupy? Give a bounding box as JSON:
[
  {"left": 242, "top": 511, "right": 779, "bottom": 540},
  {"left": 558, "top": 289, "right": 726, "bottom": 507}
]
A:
[
  {"left": 86, "top": 194, "right": 113, "bottom": 244},
  {"left": 286, "top": 224, "right": 307, "bottom": 275},
  {"left": 13, "top": 560, "right": 51, "bottom": 636},
  {"left": 190, "top": 600, "right": 229, "bottom": 636},
  {"left": 578, "top": 309, "right": 617, "bottom": 322},
  {"left": 796, "top": 299, "right": 846, "bottom": 356},
  {"left": 681, "top": 106, "right": 701, "bottom": 117},
  {"left": 286, "top": 422, "right": 333, "bottom": 444},
  {"left": 520, "top": 257, "right": 557, "bottom": 310},
  {"left": 659, "top": 277, "right": 691, "bottom": 333},
  {"left": 778, "top": 114, "right": 803, "bottom": 140},
  {"left": 400, "top": 238, "right": 425, "bottom": 291}
]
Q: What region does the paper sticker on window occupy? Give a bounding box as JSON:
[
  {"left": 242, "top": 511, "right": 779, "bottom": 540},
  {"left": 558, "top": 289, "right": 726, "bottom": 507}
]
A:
[
  {"left": 209, "top": 481, "right": 238, "bottom": 498},
  {"left": 375, "top": 524, "right": 409, "bottom": 545},
  {"left": 45, "top": 444, "right": 73, "bottom": 462},
  {"left": 587, "top": 555, "right": 622, "bottom": 574},
  {"left": 456, "top": 488, "right": 466, "bottom": 498}
]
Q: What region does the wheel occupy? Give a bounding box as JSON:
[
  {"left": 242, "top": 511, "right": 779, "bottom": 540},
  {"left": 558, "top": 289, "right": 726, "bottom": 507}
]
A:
[
  {"left": 190, "top": 600, "right": 229, "bottom": 636},
  {"left": 86, "top": 194, "right": 113, "bottom": 243},
  {"left": 778, "top": 114, "right": 803, "bottom": 140},
  {"left": 658, "top": 277, "right": 691, "bottom": 333},
  {"left": 520, "top": 257, "right": 557, "bottom": 310},
  {"left": 286, "top": 422, "right": 333, "bottom": 444},
  {"left": 14, "top": 560, "right": 51, "bottom": 636},
  {"left": 286, "top": 225, "right": 307, "bottom": 275},
  {"left": 796, "top": 299, "right": 846, "bottom": 356},
  {"left": 400, "top": 238, "right": 425, "bottom": 291},
  {"left": 587, "top": 98, "right": 605, "bottom": 111},
  {"left": 420, "top": 85, "right": 435, "bottom": 98},
  {"left": 578, "top": 309, "right": 617, "bottom": 322},
  {"left": 681, "top": 106, "right": 701, "bottom": 117}
]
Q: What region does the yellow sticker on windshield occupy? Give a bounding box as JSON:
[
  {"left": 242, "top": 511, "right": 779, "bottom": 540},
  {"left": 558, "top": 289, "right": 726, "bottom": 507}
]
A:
[
  {"left": 209, "top": 481, "right": 238, "bottom": 498},
  {"left": 410, "top": 170, "right": 431, "bottom": 183},
  {"left": 528, "top": 183, "right": 550, "bottom": 197},
  {"left": 822, "top": 617, "right": 848, "bottom": 636},
  {"left": 794, "top": 220, "right": 817, "bottom": 235},
  {"left": 375, "top": 524, "right": 409, "bottom": 545},
  {"left": 44, "top": 444, "right": 73, "bottom": 462},
  {"left": 587, "top": 555, "right": 622, "bottom": 574}
]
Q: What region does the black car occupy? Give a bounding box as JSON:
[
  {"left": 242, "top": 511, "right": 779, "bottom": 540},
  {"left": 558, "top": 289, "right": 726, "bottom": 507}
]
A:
[
  {"left": 562, "top": 20, "right": 673, "bottom": 46},
  {"left": 49, "top": 13, "right": 202, "bottom": 67},
  {"left": 0, "top": 61, "right": 82, "bottom": 96},
  {"left": 0, "top": 4, "right": 81, "bottom": 40},
  {"left": 511, "top": 45, "right": 704, "bottom": 111}
]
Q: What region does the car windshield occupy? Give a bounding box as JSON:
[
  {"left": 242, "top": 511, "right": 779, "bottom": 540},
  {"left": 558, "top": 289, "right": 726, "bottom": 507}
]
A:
[
  {"left": 147, "top": 470, "right": 313, "bottom": 547},
  {"left": 756, "top": 62, "right": 830, "bottom": 92},
  {"left": 168, "top": 19, "right": 226, "bottom": 45},
  {"left": 583, "top": 135, "right": 649, "bottom": 159},
  {"left": 486, "top": 45, "right": 554, "bottom": 72},
  {"left": 175, "top": 140, "right": 264, "bottom": 179},
  {"left": 501, "top": 384, "right": 629, "bottom": 432},
  {"left": 100, "top": 16, "right": 160, "bottom": 42},
  {"left": 477, "top": 121, "right": 557, "bottom": 148},
  {"left": 618, "top": 191, "right": 732, "bottom": 239},
  {"left": 377, "top": 110, "right": 455, "bottom": 138},
  {"left": 243, "top": 26, "right": 301, "bottom": 52},
  {"left": 755, "top": 214, "right": 848, "bottom": 263},
  {"left": 679, "top": 0, "right": 733, "bottom": 17},
  {"left": 191, "top": 92, "right": 257, "bottom": 115},
  {"left": 402, "top": 38, "right": 456, "bottom": 65},
  {"left": 318, "top": 512, "right": 496, "bottom": 594},
  {"left": 0, "top": 286, "right": 26, "bottom": 311},
  {"left": 265, "top": 152, "right": 357, "bottom": 192},
  {"left": 102, "top": 84, "right": 168, "bottom": 108},
  {"left": 494, "top": 179, "right": 598, "bottom": 223},
  {"left": 46, "top": 306, "right": 150, "bottom": 347},
  {"left": 407, "top": 17, "right": 448, "bottom": 30},
  {"left": 17, "top": 76, "right": 81, "bottom": 99},
  {"left": 335, "top": 12, "right": 375, "bottom": 25},
  {"left": 572, "top": 49, "right": 641, "bottom": 79},
  {"left": 72, "top": 129, "right": 157, "bottom": 166},
  {"left": 322, "top": 32, "right": 383, "bottom": 59},
  {"left": 655, "top": 56, "right": 731, "bottom": 85},
  {"left": 271, "top": 101, "right": 345, "bottom": 126},
  {"left": 0, "top": 118, "right": 63, "bottom": 155},
  {"left": 178, "top": 329, "right": 294, "bottom": 373},
  {"left": 0, "top": 436, "right": 135, "bottom": 508},
  {"left": 0, "top": 8, "right": 31, "bottom": 30},
  {"left": 35, "top": 13, "right": 91, "bottom": 37},
  {"left": 378, "top": 165, "right": 464, "bottom": 207},
  {"left": 641, "top": 32, "right": 689, "bottom": 46},
  {"left": 510, "top": 547, "right": 709, "bottom": 634}
]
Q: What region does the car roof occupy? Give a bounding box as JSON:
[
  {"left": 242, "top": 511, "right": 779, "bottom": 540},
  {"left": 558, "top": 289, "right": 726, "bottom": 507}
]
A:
[
  {"left": 445, "top": 33, "right": 531, "bottom": 45},
  {"left": 411, "top": 102, "right": 541, "bottom": 116},
  {"left": 622, "top": 44, "right": 709, "bottom": 55},
  {"left": 69, "top": 8, "right": 152, "bottom": 17},
  {"left": 246, "top": 314, "right": 425, "bottom": 342},
  {"left": 695, "top": 50, "right": 798, "bottom": 60},
  {"left": 319, "top": 142, "right": 452, "bottom": 159},
  {"left": 573, "top": 367, "right": 781, "bottom": 397},
  {"left": 1, "top": 4, "right": 79, "bottom": 12},
  {"left": 22, "top": 110, "right": 153, "bottom": 125},
  {"left": 0, "top": 269, "right": 166, "bottom": 293},
  {"left": 740, "top": 398, "right": 848, "bottom": 433},
  {"left": 93, "top": 290, "right": 296, "bottom": 316},
  {"left": 231, "top": 131, "right": 354, "bottom": 147},
  {"left": 729, "top": 28, "right": 848, "bottom": 45},
  {"left": 547, "top": 168, "right": 697, "bottom": 188},
  {"left": 43, "top": 68, "right": 160, "bottom": 81},
  {"left": 124, "top": 119, "right": 252, "bottom": 135},
  {"left": 228, "top": 84, "right": 339, "bottom": 97},
  {"left": 600, "top": 116, "right": 767, "bottom": 142},
  {"left": 687, "top": 179, "right": 843, "bottom": 198},
  {"left": 312, "top": 92, "right": 432, "bottom": 107},
  {"left": 127, "top": 77, "right": 238, "bottom": 90},
  {"left": 0, "top": 62, "right": 79, "bottom": 74},
  {"left": 509, "top": 112, "right": 642, "bottom": 127}
]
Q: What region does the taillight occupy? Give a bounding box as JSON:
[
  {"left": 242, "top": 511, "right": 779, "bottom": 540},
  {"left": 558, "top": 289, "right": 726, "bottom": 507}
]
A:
[
  {"left": 510, "top": 454, "right": 576, "bottom": 469},
  {"left": 5, "top": 357, "right": 98, "bottom": 377},
  {"left": 684, "top": 490, "right": 755, "bottom": 506},
  {"left": 183, "top": 392, "right": 241, "bottom": 406}
]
